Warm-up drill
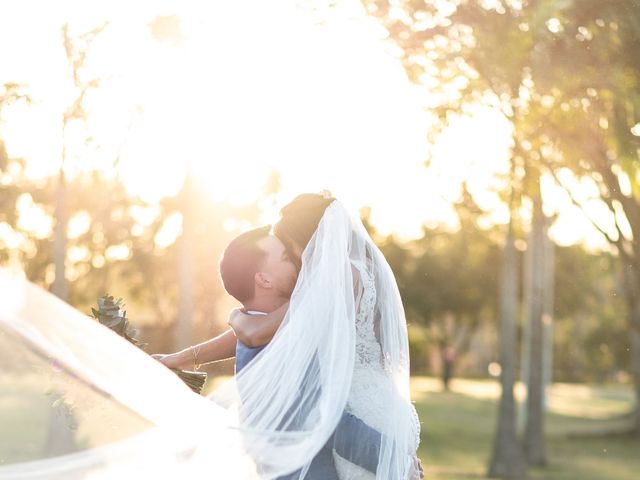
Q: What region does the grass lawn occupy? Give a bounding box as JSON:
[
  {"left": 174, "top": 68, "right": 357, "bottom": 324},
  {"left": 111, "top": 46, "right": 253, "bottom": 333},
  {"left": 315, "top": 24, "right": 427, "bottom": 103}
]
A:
[
  {"left": 412, "top": 377, "right": 639, "bottom": 480},
  {"left": 3, "top": 373, "right": 637, "bottom": 479}
]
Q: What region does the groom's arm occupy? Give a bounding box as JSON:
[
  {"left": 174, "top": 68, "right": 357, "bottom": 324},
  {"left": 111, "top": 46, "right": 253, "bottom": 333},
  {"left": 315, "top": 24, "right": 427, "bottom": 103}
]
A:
[
  {"left": 333, "top": 412, "right": 382, "bottom": 474},
  {"left": 333, "top": 414, "right": 424, "bottom": 478},
  {"left": 153, "top": 328, "right": 237, "bottom": 369}
]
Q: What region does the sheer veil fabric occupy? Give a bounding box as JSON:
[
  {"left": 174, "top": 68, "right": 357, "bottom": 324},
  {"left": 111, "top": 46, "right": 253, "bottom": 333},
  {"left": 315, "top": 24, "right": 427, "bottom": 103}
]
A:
[{"left": 210, "top": 201, "right": 420, "bottom": 479}]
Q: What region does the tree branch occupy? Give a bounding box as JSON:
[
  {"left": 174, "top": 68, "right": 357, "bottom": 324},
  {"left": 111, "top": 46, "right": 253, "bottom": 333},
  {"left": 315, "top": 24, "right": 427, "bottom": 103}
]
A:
[{"left": 543, "top": 163, "right": 631, "bottom": 261}]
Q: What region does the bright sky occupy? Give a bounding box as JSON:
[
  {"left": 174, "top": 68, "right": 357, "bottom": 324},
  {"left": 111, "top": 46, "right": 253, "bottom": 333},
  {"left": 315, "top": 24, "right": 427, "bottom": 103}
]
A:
[{"left": 0, "top": 0, "right": 611, "bottom": 248}]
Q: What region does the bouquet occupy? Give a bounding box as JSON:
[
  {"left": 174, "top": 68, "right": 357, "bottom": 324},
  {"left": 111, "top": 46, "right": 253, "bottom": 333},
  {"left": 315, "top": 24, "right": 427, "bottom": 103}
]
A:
[{"left": 91, "top": 295, "right": 207, "bottom": 394}]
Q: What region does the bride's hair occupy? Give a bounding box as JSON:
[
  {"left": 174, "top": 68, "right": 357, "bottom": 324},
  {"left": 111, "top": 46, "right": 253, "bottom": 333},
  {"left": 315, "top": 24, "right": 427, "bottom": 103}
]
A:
[
  {"left": 274, "top": 193, "right": 335, "bottom": 262},
  {"left": 220, "top": 192, "right": 333, "bottom": 302},
  {"left": 219, "top": 225, "right": 271, "bottom": 303}
]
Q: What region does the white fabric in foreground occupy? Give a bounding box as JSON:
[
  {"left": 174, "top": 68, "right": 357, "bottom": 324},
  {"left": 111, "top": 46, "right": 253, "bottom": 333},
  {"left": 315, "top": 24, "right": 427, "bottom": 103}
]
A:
[
  {"left": 0, "top": 269, "right": 258, "bottom": 480},
  {"left": 210, "top": 201, "right": 420, "bottom": 479}
]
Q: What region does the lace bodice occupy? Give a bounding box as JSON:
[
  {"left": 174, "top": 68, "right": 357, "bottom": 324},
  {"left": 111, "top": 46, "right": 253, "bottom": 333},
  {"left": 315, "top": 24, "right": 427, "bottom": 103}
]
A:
[
  {"left": 354, "top": 268, "right": 383, "bottom": 369},
  {"left": 333, "top": 265, "right": 421, "bottom": 479},
  {"left": 351, "top": 266, "right": 420, "bottom": 444}
]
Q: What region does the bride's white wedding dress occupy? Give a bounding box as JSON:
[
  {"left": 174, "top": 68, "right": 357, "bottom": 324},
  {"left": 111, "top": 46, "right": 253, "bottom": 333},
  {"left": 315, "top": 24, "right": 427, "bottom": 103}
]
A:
[{"left": 333, "top": 266, "right": 421, "bottom": 480}]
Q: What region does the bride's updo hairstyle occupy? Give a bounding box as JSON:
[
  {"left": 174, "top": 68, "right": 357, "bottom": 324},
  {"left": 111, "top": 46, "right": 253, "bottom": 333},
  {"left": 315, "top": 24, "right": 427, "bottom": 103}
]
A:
[{"left": 273, "top": 192, "right": 335, "bottom": 266}]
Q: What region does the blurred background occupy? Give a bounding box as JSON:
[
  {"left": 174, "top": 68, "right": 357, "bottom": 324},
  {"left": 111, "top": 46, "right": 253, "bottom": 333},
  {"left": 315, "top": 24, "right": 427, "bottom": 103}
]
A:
[{"left": 1, "top": 0, "right": 639, "bottom": 478}]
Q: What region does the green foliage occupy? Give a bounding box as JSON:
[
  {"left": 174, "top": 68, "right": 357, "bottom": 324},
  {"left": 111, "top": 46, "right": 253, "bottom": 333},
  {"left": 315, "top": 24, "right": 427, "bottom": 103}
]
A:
[
  {"left": 0, "top": 163, "right": 255, "bottom": 342},
  {"left": 90, "top": 294, "right": 207, "bottom": 394},
  {"left": 91, "top": 294, "right": 145, "bottom": 348},
  {"left": 383, "top": 203, "right": 628, "bottom": 381},
  {"left": 380, "top": 192, "right": 501, "bottom": 382},
  {"left": 364, "top": 0, "right": 639, "bottom": 386},
  {"left": 365, "top": 0, "right": 640, "bottom": 253},
  {"left": 385, "top": 193, "right": 501, "bottom": 328}
]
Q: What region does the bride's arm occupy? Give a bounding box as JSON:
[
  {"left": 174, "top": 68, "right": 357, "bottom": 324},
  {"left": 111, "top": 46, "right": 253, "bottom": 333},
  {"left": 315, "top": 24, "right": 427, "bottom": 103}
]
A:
[
  {"left": 152, "top": 328, "right": 237, "bottom": 369},
  {"left": 228, "top": 302, "right": 289, "bottom": 348}
]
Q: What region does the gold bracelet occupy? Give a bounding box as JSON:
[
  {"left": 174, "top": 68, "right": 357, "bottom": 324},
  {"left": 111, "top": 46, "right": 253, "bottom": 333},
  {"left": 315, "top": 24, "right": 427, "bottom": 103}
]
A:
[{"left": 191, "top": 345, "right": 202, "bottom": 371}]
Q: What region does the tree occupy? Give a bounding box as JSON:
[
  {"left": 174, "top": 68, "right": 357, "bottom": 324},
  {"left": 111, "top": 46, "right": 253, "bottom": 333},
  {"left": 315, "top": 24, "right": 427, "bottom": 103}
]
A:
[
  {"left": 552, "top": 246, "right": 627, "bottom": 383},
  {"left": 488, "top": 169, "right": 528, "bottom": 478},
  {"left": 381, "top": 186, "right": 501, "bottom": 388},
  {"left": 364, "top": 0, "right": 640, "bottom": 440},
  {"left": 175, "top": 170, "right": 197, "bottom": 349},
  {"left": 521, "top": 177, "right": 547, "bottom": 464},
  {"left": 0, "top": 84, "right": 30, "bottom": 267},
  {"left": 0, "top": 83, "right": 29, "bottom": 222},
  {"left": 529, "top": 0, "right": 640, "bottom": 435},
  {"left": 53, "top": 22, "right": 108, "bottom": 301}
]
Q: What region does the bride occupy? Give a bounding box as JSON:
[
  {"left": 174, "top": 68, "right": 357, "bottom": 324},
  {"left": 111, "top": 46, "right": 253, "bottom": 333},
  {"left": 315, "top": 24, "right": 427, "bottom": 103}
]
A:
[{"left": 215, "top": 193, "right": 422, "bottom": 479}]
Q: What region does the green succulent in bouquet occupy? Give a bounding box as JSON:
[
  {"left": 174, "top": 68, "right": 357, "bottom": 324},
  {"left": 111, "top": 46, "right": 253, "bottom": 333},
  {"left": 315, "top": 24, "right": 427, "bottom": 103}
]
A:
[
  {"left": 91, "top": 295, "right": 146, "bottom": 348},
  {"left": 91, "top": 295, "right": 207, "bottom": 394}
]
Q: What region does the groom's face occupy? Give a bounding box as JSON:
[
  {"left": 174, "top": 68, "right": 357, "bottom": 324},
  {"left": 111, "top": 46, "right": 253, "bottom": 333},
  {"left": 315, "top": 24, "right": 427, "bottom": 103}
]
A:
[{"left": 257, "top": 235, "right": 298, "bottom": 298}]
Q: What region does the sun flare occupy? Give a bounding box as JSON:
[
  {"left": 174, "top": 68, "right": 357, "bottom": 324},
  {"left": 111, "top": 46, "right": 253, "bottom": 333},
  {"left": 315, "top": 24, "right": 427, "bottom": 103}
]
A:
[{"left": 0, "top": 0, "right": 610, "bottom": 246}]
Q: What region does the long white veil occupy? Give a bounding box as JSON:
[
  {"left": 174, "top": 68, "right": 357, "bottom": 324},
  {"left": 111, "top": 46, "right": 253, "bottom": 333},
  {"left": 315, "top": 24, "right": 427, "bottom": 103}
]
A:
[{"left": 210, "top": 201, "right": 419, "bottom": 479}]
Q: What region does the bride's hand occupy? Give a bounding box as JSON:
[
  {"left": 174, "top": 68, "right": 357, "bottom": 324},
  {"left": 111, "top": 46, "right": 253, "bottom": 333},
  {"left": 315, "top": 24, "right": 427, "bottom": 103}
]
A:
[
  {"left": 152, "top": 352, "right": 188, "bottom": 369},
  {"left": 408, "top": 456, "right": 424, "bottom": 480}
]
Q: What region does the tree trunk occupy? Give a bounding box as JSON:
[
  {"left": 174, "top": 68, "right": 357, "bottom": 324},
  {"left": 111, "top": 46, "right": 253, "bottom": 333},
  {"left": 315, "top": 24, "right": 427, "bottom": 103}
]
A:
[
  {"left": 542, "top": 217, "right": 555, "bottom": 410},
  {"left": 51, "top": 170, "right": 68, "bottom": 301},
  {"left": 519, "top": 211, "right": 533, "bottom": 431},
  {"left": 175, "top": 174, "right": 196, "bottom": 350},
  {"left": 523, "top": 190, "right": 547, "bottom": 466},
  {"left": 176, "top": 222, "right": 195, "bottom": 350},
  {"left": 518, "top": 209, "right": 534, "bottom": 431},
  {"left": 43, "top": 393, "right": 78, "bottom": 456},
  {"left": 623, "top": 267, "right": 640, "bottom": 436},
  {"left": 488, "top": 216, "right": 528, "bottom": 479},
  {"left": 632, "top": 324, "right": 640, "bottom": 437}
]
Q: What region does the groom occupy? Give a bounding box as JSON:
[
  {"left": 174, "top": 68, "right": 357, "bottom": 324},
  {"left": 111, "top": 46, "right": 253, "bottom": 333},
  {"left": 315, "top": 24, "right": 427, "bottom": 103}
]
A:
[{"left": 219, "top": 226, "right": 383, "bottom": 479}]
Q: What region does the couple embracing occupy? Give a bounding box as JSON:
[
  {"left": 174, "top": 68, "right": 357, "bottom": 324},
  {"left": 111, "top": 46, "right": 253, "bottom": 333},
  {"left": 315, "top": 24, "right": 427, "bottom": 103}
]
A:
[{"left": 156, "top": 193, "right": 423, "bottom": 480}]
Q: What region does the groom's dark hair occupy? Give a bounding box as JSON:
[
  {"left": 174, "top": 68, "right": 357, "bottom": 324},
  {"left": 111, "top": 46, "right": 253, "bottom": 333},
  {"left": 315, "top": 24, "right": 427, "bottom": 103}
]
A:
[{"left": 219, "top": 225, "right": 271, "bottom": 303}]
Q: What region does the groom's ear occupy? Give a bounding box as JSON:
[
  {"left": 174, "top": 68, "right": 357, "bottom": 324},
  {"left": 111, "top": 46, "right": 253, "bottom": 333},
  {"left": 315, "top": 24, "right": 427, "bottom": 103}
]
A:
[{"left": 254, "top": 271, "right": 272, "bottom": 290}]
